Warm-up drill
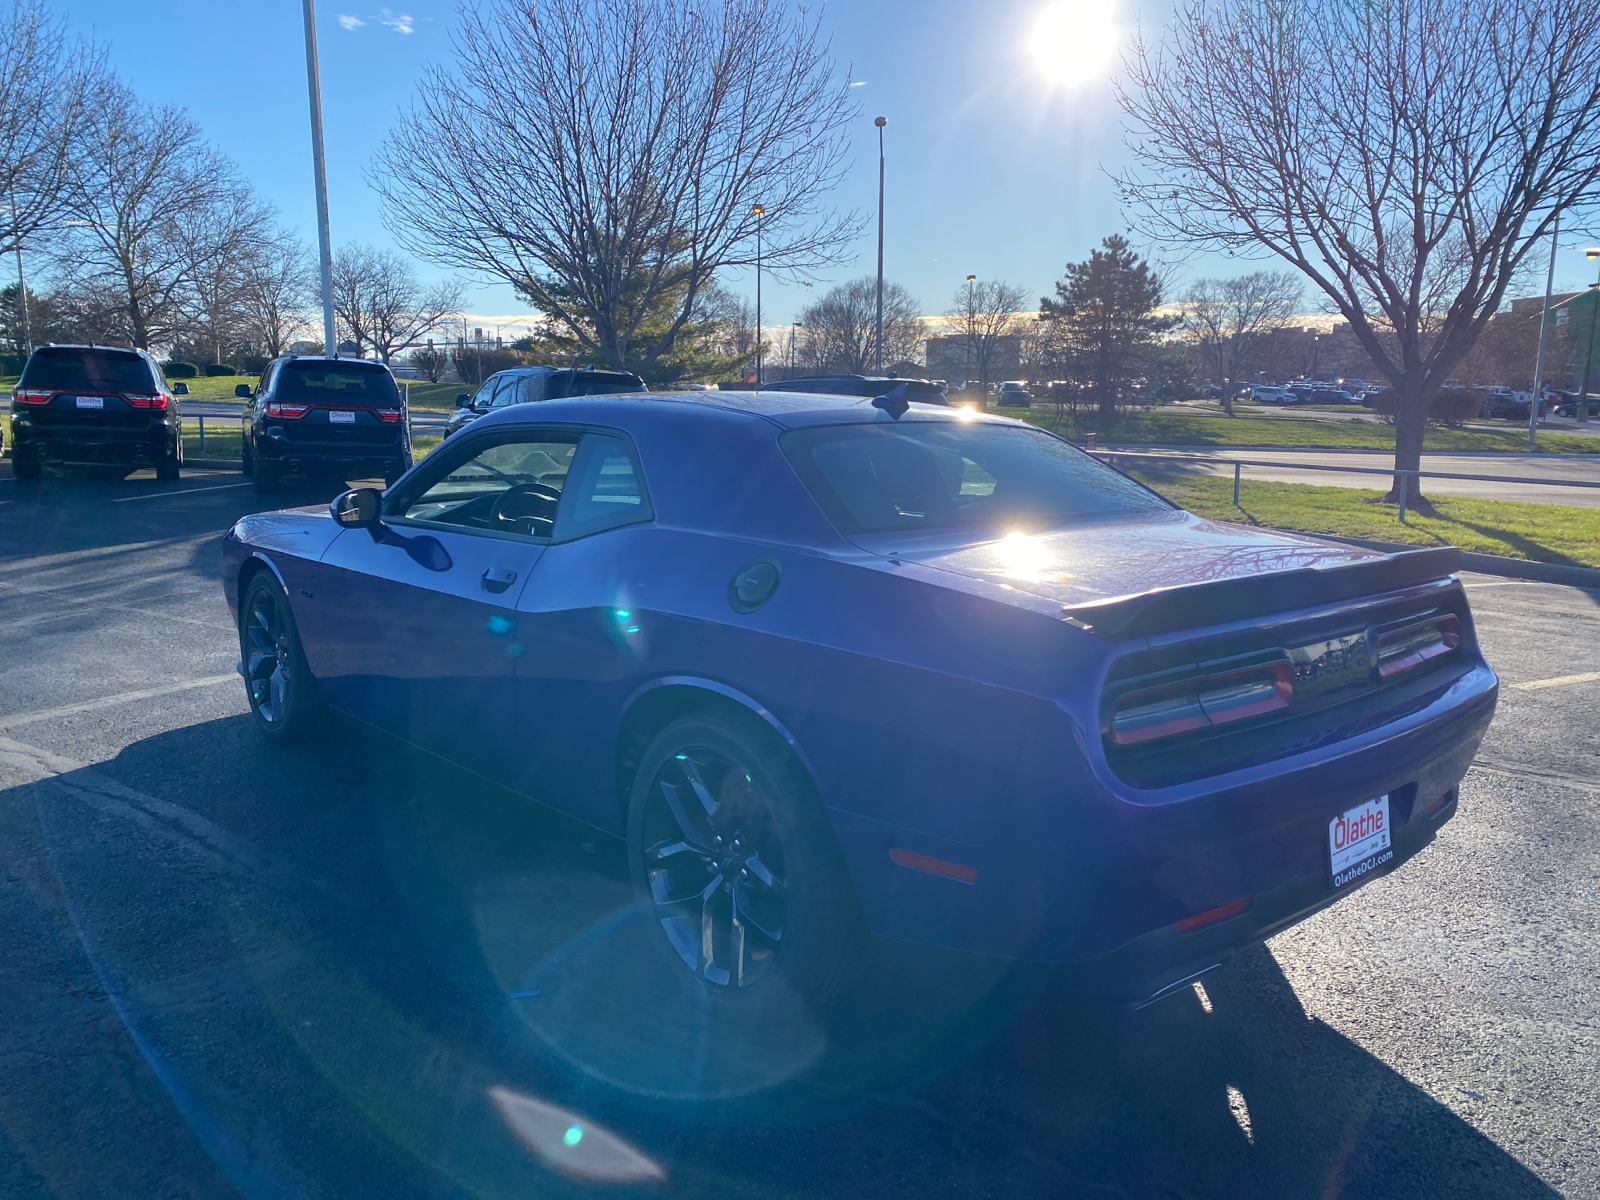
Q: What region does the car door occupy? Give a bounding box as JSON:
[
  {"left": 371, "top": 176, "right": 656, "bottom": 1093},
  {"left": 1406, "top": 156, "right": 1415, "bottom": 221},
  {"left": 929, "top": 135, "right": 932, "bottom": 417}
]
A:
[
  {"left": 505, "top": 430, "right": 657, "bottom": 821},
  {"left": 311, "top": 427, "right": 582, "bottom": 784}
]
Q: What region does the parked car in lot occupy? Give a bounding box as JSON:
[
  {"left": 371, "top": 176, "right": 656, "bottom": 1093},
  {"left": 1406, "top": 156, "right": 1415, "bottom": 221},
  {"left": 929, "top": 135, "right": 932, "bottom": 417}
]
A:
[
  {"left": 1306, "top": 387, "right": 1358, "bottom": 405},
  {"left": 446, "top": 365, "right": 648, "bottom": 436},
  {"left": 763, "top": 374, "right": 950, "bottom": 406},
  {"left": 1249, "top": 386, "right": 1293, "bottom": 404},
  {"left": 1554, "top": 392, "right": 1600, "bottom": 418},
  {"left": 1478, "top": 386, "right": 1532, "bottom": 420},
  {"left": 8, "top": 344, "right": 187, "bottom": 481},
  {"left": 222, "top": 390, "right": 1497, "bottom": 1019},
  {"left": 241, "top": 356, "right": 412, "bottom": 493},
  {"left": 996, "top": 381, "right": 1034, "bottom": 407}
]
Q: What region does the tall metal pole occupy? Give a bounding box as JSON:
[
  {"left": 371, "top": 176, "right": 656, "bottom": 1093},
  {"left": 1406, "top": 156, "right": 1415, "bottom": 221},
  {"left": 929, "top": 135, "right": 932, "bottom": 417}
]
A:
[
  {"left": 965, "top": 274, "right": 976, "bottom": 391},
  {"left": 1580, "top": 253, "right": 1600, "bottom": 425},
  {"left": 9, "top": 185, "right": 29, "bottom": 355},
  {"left": 752, "top": 204, "right": 764, "bottom": 391},
  {"left": 301, "top": 0, "right": 337, "bottom": 358},
  {"left": 1528, "top": 211, "right": 1560, "bottom": 450},
  {"left": 874, "top": 117, "right": 887, "bottom": 376}
]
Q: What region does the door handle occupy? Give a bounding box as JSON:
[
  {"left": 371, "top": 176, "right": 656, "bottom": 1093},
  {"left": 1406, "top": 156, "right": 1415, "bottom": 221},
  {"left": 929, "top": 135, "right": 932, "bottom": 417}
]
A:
[{"left": 481, "top": 567, "right": 517, "bottom": 594}]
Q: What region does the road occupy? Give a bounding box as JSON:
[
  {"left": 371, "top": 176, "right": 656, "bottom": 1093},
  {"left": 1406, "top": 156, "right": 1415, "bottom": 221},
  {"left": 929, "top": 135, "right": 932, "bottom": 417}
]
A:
[
  {"left": 1105, "top": 447, "right": 1600, "bottom": 508},
  {"left": 0, "top": 463, "right": 1595, "bottom": 1199}
]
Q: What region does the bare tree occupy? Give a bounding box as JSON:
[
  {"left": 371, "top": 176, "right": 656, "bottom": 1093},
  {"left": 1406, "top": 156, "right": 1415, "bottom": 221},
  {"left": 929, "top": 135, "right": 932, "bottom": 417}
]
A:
[
  {"left": 0, "top": 1, "right": 100, "bottom": 263},
  {"left": 1181, "top": 272, "right": 1302, "bottom": 415},
  {"left": 371, "top": 0, "right": 861, "bottom": 374},
  {"left": 944, "top": 279, "right": 1028, "bottom": 386},
  {"left": 409, "top": 343, "right": 448, "bottom": 383},
  {"left": 178, "top": 187, "right": 278, "bottom": 364},
  {"left": 56, "top": 84, "right": 244, "bottom": 350},
  {"left": 798, "top": 277, "right": 922, "bottom": 373},
  {"left": 332, "top": 243, "right": 461, "bottom": 361},
  {"left": 239, "top": 236, "right": 313, "bottom": 360},
  {"left": 1119, "top": 0, "right": 1600, "bottom": 501}
]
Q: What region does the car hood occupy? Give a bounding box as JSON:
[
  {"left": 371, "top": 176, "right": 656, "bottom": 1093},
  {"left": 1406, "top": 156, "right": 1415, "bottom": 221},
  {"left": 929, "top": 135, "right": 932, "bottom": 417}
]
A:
[{"left": 859, "top": 510, "right": 1382, "bottom": 609}]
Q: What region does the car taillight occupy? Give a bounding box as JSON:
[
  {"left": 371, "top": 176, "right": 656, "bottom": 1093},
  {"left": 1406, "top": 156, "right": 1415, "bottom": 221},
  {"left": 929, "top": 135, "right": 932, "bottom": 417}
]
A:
[
  {"left": 12, "top": 389, "right": 51, "bottom": 405},
  {"left": 265, "top": 402, "right": 310, "bottom": 419},
  {"left": 376, "top": 410, "right": 401, "bottom": 423},
  {"left": 1109, "top": 660, "right": 1293, "bottom": 747},
  {"left": 1374, "top": 613, "right": 1459, "bottom": 678},
  {"left": 126, "top": 394, "right": 169, "bottom": 410}
]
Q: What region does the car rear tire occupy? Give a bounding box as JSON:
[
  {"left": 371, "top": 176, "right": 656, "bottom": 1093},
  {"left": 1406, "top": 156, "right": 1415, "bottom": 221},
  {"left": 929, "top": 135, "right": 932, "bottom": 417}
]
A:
[
  {"left": 12, "top": 448, "right": 41, "bottom": 480},
  {"left": 627, "top": 710, "right": 867, "bottom": 1014},
  {"left": 239, "top": 573, "right": 324, "bottom": 743},
  {"left": 156, "top": 450, "right": 180, "bottom": 482},
  {"left": 252, "top": 463, "right": 278, "bottom": 495}
]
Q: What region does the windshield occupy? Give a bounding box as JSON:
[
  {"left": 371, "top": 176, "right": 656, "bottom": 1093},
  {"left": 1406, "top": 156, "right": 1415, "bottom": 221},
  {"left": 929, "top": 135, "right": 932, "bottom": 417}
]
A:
[
  {"left": 20, "top": 347, "right": 157, "bottom": 393},
  {"left": 276, "top": 361, "right": 402, "bottom": 404},
  {"left": 781, "top": 420, "right": 1170, "bottom": 535}
]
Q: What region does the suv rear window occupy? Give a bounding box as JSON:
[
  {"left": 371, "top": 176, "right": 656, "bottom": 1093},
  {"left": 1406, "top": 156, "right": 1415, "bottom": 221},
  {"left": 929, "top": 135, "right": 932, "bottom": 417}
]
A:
[
  {"left": 546, "top": 370, "right": 646, "bottom": 398},
  {"left": 781, "top": 421, "right": 1170, "bottom": 535},
  {"left": 20, "top": 347, "right": 157, "bottom": 393},
  {"left": 277, "top": 361, "right": 402, "bottom": 405}
]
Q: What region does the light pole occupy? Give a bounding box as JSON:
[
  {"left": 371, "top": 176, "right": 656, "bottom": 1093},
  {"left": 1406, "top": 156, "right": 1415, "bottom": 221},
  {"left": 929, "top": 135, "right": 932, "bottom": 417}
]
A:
[
  {"left": 301, "top": 0, "right": 337, "bottom": 358},
  {"left": 1528, "top": 211, "right": 1561, "bottom": 449},
  {"left": 752, "top": 204, "right": 764, "bottom": 391},
  {"left": 965, "top": 274, "right": 977, "bottom": 392},
  {"left": 7, "top": 185, "right": 29, "bottom": 355},
  {"left": 874, "top": 116, "right": 887, "bottom": 376},
  {"left": 1578, "top": 248, "right": 1600, "bottom": 425}
]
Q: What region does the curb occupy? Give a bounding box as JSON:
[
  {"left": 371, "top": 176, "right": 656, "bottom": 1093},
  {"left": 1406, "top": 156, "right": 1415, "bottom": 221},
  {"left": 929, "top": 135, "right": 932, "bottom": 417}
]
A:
[
  {"left": 1308, "top": 533, "right": 1600, "bottom": 590},
  {"left": 187, "top": 458, "right": 242, "bottom": 469}
]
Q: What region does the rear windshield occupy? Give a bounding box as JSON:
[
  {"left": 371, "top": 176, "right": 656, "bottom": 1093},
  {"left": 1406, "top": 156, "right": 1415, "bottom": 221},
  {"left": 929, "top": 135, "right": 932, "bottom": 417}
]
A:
[
  {"left": 277, "top": 361, "right": 401, "bottom": 404},
  {"left": 20, "top": 348, "right": 157, "bottom": 393},
  {"left": 546, "top": 370, "right": 645, "bottom": 399},
  {"left": 781, "top": 421, "right": 1170, "bottom": 535}
]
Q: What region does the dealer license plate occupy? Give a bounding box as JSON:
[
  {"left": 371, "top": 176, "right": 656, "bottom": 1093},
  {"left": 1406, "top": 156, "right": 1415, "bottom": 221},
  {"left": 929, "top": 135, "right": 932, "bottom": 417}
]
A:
[
  {"left": 329, "top": 410, "right": 356, "bottom": 423},
  {"left": 1329, "top": 795, "right": 1392, "bottom": 888},
  {"left": 75, "top": 396, "right": 104, "bottom": 409}
]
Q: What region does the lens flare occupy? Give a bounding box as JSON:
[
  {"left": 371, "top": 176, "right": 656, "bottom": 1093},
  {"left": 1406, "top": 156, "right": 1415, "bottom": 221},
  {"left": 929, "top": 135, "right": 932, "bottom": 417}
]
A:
[{"left": 1029, "top": 0, "right": 1119, "bottom": 88}]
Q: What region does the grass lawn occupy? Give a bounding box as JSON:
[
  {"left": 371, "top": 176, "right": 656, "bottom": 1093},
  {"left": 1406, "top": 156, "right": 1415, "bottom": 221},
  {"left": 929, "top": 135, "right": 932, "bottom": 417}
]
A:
[
  {"left": 1014, "top": 406, "right": 1599, "bottom": 453},
  {"left": 405, "top": 382, "right": 471, "bottom": 411},
  {"left": 1134, "top": 469, "right": 1600, "bottom": 568},
  {"left": 182, "top": 428, "right": 242, "bottom": 459}
]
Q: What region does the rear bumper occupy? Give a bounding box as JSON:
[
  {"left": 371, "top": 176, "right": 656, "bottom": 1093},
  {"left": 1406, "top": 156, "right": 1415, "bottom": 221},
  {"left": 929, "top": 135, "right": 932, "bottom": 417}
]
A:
[
  {"left": 257, "top": 438, "right": 405, "bottom": 472},
  {"left": 12, "top": 419, "right": 173, "bottom": 463}
]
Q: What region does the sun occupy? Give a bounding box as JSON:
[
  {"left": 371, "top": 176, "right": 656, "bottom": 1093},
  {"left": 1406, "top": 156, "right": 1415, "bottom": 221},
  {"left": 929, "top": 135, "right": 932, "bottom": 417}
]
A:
[{"left": 1029, "top": 0, "right": 1119, "bottom": 88}]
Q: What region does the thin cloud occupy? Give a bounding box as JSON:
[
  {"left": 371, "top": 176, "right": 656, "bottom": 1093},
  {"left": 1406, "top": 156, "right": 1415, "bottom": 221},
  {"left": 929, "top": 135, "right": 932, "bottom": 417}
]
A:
[
  {"left": 851, "top": 81, "right": 867, "bottom": 87},
  {"left": 337, "top": 13, "right": 365, "bottom": 28},
  {"left": 378, "top": 8, "right": 415, "bottom": 32}
]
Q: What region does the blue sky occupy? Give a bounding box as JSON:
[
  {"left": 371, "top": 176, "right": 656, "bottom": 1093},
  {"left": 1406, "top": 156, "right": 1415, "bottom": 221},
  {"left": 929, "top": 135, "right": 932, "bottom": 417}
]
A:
[{"left": 55, "top": 0, "right": 1600, "bottom": 329}]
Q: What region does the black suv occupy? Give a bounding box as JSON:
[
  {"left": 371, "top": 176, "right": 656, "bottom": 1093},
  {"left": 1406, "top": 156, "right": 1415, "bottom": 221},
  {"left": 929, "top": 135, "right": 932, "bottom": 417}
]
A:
[
  {"left": 444, "top": 365, "right": 647, "bottom": 437},
  {"left": 761, "top": 374, "right": 950, "bottom": 405},
  {"left": 9, "top": 344, "right": 186, "bottom": 480},
  {"left": 241, "top": 356, "right": 411, "bottom": 494}
]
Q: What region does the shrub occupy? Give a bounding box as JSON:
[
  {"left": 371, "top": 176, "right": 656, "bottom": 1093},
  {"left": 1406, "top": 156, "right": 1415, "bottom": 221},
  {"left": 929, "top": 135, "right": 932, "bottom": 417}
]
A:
[
  {"left": 203, "top": 363, "right": 238, "bottom": 376},
  {"left": 164, "top": 361, "right": 198, "bottom": 378},
  {"left": 1430, "top": 389, "right": 1481, "bottom": 428}
]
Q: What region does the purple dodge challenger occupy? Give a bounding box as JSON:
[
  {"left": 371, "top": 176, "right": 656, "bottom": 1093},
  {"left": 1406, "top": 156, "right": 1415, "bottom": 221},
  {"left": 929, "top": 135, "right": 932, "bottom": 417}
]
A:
[{"left": 221, "top": 389, "right": 1497, "bottom": 1013}]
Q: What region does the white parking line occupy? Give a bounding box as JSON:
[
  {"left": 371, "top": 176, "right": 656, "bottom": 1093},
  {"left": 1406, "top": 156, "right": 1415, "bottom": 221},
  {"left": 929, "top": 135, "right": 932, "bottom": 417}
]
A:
[
  {"left": 113, "top": 482, "right": 251, "bottom": 502},
  {"left": 0, "top": 675, "right": 238, "bottom": 732},
  {"left": 1509, "top": 670, "right": 1600, "bottom": 692}
]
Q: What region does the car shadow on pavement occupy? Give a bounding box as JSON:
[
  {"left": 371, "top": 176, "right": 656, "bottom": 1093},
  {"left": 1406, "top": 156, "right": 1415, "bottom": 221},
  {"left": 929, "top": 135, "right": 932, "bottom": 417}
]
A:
[{"left": 0, "top": 711, "right": 1560, "bottom": 1200}]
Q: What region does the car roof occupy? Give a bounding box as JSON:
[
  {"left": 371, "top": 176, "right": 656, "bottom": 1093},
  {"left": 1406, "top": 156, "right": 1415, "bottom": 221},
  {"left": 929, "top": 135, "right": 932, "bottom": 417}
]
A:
[{"left": 471, "top": 388, "right": 1036, "bottom": 432}]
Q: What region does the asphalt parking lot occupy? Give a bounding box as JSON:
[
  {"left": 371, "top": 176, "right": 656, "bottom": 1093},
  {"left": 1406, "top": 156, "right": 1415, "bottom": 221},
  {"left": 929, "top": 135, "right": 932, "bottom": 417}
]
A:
[{"left": 1, "top": 463, "right": 1596, "bottom": 1200}]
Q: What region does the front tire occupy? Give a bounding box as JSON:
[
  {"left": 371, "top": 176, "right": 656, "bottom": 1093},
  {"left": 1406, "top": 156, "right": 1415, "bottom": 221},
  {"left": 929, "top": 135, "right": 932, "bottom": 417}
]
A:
[
  {"left": 239, "top": 573, "right": 325, "bottom": 743},
  {"left": 627, "top": 711, "right": 866, "bottom": 1012}
]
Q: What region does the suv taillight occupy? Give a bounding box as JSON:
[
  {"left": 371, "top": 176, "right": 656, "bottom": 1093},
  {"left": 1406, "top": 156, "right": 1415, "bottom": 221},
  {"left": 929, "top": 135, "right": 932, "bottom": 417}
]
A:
[
  {"left": 12, "top": 389, "right": 51, "bottom": 405},
  {"left": 265, "top": 402, "right": 309, "bottom": 419},
  {"left": 126, "top": 394, "right": 168, "bottom": 410},
  {"left": 1374, "top": 613, "right": 1458, "bottom": 678},
  {"left": 376, "top": 410, "right": 401, "bottom": 423},
  {"left": 1108, "top": 660, "right": 1293, "bottom": 747}
]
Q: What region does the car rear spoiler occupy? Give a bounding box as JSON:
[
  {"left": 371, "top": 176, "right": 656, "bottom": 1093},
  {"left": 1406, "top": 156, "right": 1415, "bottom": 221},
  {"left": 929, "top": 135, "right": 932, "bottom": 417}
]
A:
[{"left": 1061, "top": 545, "right": 1461, "bottom": 642}]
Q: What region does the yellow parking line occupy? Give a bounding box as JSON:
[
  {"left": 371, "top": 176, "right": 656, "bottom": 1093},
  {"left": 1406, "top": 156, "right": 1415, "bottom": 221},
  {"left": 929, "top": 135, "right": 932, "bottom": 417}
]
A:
[{"left": 1510, "top": 670, "right": 1600, "bottom": 691}]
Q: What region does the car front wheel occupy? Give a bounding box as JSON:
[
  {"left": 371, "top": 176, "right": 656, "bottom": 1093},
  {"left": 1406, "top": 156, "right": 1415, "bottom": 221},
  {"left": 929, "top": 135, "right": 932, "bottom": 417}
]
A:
[
  {"left": 239, "top": 573, "right": 324, "bottom": 742},
  {"left": 628, "top": 710, "right": 866, "bottom": 1013}
]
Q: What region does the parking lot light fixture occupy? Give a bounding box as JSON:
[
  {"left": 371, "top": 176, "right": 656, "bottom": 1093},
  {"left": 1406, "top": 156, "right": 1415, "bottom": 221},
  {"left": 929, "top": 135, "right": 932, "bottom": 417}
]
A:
[
  {"left": 301, "top": 0, "right": 337, "bottom": 358},
  {"left": 875, "top": 116, "right": 887, "bottom": 376}
]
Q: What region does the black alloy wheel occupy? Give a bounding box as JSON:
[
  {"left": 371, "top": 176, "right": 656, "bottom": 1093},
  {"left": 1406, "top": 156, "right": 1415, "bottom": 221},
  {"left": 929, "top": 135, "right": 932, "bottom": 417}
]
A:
[
  {"left": 239, "top": 574, "right": 323, "bottom": 742},
  {"left": 628, "top": 712, "right": 866, "bottom": 1008}
]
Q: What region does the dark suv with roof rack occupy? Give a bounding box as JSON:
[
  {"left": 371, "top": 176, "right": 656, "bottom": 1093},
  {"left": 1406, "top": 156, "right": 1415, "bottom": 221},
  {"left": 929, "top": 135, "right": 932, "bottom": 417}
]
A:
[
  {"left": 8, "top": 344, "right": 186, "bottom": 481},
  {"left": 241, "top": 356, "right": 412, "bottom": 494}
]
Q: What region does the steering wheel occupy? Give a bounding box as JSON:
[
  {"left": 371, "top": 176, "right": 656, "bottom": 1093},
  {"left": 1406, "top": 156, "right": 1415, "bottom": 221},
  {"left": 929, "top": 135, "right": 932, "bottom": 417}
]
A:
[{"left": 491, "top": 482, "right": 561, "bottom": 536}]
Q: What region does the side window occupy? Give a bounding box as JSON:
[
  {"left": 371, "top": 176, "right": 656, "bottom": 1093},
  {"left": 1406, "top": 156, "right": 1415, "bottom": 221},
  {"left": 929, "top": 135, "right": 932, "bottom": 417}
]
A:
[
  {"left": 392, "top": 433, "right": 579, "bottom": 540},
  {"left": 472, "top": 376, "right": 500, "bottom": 408},
  {"left": 555, "top": 434, "right": 652, "bottom": 540},
  {"left": 257, "top": 363, "right": 276, "bottom": 398},
  {"left": 517, "top": 374, "right": 546, "bottom": 404},
  {"left": 490, "top": 375, "right": 521, "bottom": 408}
]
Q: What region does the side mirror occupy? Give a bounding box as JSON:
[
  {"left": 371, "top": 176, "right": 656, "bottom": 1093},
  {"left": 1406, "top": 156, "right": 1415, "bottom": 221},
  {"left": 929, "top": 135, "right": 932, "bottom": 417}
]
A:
[
  {"left": 172, "top": 382, "right": 189, "bottom": 395},
  {"left": 234, "top": 383, "right": 253, "bottom": 398},
  {"left": 455, "top": 393, "right": 471, "bottom": 408},
  {"left": 331, "top": 487, "right": 383, "bottom": 530}
]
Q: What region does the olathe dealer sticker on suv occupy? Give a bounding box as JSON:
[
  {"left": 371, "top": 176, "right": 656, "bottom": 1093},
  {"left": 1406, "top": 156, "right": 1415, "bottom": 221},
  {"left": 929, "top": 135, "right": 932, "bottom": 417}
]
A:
[{"left": 1329, "top": 795, "right": 1393, "bottom": 888}]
